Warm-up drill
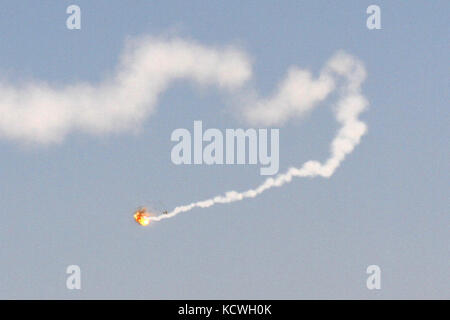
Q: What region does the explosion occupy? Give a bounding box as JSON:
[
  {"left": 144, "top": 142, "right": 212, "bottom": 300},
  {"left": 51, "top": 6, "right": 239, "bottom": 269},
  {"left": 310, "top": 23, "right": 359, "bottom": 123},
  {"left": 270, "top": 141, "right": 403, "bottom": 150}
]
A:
[{"left": 133, "top": 207, "right": 151, "bottom": 226}]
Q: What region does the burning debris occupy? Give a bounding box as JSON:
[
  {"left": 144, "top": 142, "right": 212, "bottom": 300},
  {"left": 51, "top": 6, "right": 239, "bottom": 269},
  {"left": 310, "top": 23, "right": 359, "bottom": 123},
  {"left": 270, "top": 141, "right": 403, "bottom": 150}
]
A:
[
  {"left": 133, "top": 206, "right": 168, "bottom": 226},
  {"left": 133, "top": 207, "right": 151, "bottom": 226}
]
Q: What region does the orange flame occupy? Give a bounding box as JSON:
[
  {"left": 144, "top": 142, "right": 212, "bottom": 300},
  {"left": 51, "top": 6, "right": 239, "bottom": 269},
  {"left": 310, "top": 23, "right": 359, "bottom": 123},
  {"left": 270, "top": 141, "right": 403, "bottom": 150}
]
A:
[{"left": 134, "top": 208, "right": 151, "bottom": 226}]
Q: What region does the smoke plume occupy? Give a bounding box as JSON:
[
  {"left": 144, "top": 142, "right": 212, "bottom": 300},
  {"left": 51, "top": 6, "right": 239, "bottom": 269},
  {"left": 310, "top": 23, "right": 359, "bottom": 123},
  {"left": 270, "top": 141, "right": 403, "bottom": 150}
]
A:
[
  {"left": 149, "top": 51, "right": 368, "bottom": 222},
  {"left": 0, "top": 36, "right": 368, "bottom": 222}
]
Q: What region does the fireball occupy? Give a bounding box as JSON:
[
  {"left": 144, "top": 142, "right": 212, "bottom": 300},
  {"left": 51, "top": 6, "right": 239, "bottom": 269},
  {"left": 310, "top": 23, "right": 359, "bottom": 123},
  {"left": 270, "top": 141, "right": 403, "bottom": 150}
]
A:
[{"left": 133, "top": 208, "right": 151, "bottom": 226}]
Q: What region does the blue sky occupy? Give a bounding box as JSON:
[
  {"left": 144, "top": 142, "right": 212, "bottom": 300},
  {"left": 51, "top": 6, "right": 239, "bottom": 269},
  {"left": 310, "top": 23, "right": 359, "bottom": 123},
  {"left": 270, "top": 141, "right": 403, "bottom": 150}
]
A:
[{"left": 0, "top": 1, "right": 448, "bottom": 298}]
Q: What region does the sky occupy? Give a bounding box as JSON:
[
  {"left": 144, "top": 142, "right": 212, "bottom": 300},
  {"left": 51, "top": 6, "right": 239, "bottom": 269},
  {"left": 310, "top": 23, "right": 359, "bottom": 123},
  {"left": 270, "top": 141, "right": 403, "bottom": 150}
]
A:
[{"left": 0, "top": 1, "right": 448, "bottom": 299}]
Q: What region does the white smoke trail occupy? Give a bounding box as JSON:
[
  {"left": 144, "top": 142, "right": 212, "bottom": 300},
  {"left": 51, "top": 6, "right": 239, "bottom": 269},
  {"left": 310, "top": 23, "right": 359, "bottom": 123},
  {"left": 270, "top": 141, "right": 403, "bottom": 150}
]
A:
[
  {"left": 150, "top": 51, "right": 368, "bottom": 222},
  {"left": 0, "top": 35, "right": 368, "bottom": 221},
  {"left": 0, "top": 37, "right": 251, "bottom": 143}
]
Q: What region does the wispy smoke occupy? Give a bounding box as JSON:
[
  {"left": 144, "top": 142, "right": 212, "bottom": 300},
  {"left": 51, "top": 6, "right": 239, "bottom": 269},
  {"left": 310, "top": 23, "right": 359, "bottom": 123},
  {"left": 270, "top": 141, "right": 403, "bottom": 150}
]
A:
[
  {"left": 0, "top": 36, "right": 368, "bottom": 222},
  {"left": 0, "top": 37, "right": 251, "bottom": 143},
  {"left": 150, "top": 52, "right": 368, "bottom": 222}
]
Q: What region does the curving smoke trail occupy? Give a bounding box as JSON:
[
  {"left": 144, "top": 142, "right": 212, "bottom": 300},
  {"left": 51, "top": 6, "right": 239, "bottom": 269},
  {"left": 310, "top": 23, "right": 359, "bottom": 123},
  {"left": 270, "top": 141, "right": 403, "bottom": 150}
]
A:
[
  {"left": 150, "top": 51, "right": 368, "bottom": 222},
  {"left": 0, "top": 36, "right": 368, "bottom": 222},
  {"left": 0, "top": 37, "right": 252, "bottom": 143}
]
